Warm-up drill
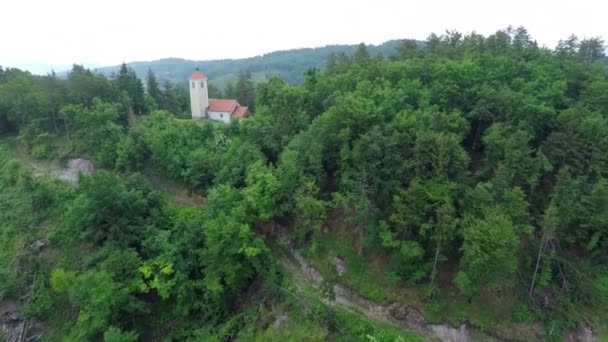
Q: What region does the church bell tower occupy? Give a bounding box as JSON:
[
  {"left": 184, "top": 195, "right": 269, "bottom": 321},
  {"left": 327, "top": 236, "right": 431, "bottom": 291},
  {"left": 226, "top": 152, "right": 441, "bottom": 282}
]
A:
[{"left": 189, "top": 68, "right": 209, "bottom": 119}]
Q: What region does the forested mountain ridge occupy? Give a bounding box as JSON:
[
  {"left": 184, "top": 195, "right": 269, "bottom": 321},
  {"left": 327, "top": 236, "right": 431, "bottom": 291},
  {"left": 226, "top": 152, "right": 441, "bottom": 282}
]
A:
[
  {"left": 91, "top": 40, "right": 410, "bottom": 89},
  {"left": 1, "top": 28, "right": 608, "bottom": 341}
]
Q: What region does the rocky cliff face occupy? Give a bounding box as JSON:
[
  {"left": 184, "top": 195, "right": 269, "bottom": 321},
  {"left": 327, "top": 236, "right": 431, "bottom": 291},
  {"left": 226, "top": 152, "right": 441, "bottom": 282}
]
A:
[{"left": 0, "top": 299, "right": 44, "bottom": 342}]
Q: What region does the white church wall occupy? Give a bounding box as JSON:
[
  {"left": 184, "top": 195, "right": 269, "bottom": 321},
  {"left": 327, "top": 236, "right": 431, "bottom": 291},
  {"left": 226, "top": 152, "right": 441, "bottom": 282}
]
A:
[
  {"left": 200, "top": 79, "right": 209, "bottom": 110},
  {"left": 208, "top": 111, "right": 232, "bottom": 124},
  {"left": 192, "top": 111, "right": 206, "bottom": 119}
]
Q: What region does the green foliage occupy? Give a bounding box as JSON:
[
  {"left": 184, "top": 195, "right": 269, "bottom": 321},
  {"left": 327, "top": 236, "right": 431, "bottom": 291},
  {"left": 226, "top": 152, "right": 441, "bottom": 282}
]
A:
[
  {"left": 71, "top": 99, "right": 126, "bottom": 167},
  {"left": 459, "top": 208, "right": 519, "bottom": 289},
  {"left": 115, "top": 133, "right": 145, "bottom": 172},
  {"left": 51, "top": 269, "right": 130, "bottom": 340},
  {"left": 137, "top": 110, "right": 219, "bottom": 181},
  {"left": 213, "top": 139, "right": 265, "bottom": 188},
  {"left": 225, "top": 70, "right": 256, "bottom": 112},
  {"left": 0, "top": 73, "right": 49, "bottom": 127},
  {"left": 18, "top": 119, "right": 59, "bottom": 158},
  {"left": 293, "top": 181, "right": 327, "bottom": 242},
  {"left": 244, "top": 160, "right": 281, "bottom": 219},
  {"left": 115, "top": 63, "right": 146, "bottom": 114},
  {"left": 65, "top": 64, "right": 118, "bottom": 107},
  {"left": 2, "top": 27, "right": 608, "bottom": 340},
  {"left": 454, "top": 271, "right": 475, "bottom": 296},
  {"left": 60, "top": 171, "right": 165, "bottom": 247},
  {"left": 103, "top": 326, "right": 139, "bottom": 342},
  {"left": 145, "top": 68, "right": 163, "bottom": 109},
  {"left": 202, "top": 189, "right": 271, "bottom": 294},
  {"left": 332, "top": 307, "right": 424, "bottom": 342},
  {"left": 138, "top": 260, "right": 176, "bottom": 299}
]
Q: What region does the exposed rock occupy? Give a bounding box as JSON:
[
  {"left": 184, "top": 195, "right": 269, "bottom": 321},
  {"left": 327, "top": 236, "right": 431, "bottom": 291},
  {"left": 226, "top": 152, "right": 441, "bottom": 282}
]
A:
[
  {"left": 284, "top": 247, "right": 511, "bottom": 342},
  {"left": 0, "top": 299, "right": 19, "bottom": 321},
  {"left": 429, "top": 323, "right": 470, "bottom": 342},
  {"left": 58, "top": 158, "right": 95, "bottom": 185},
  {"left": 1, "top": 299, "right": 44, "bottom": 342},
  {"left": 389, "top": 304, "right": 408, "bottom": 321},
  {"left": 292, "top": 249, "right": 323, "bottom": 284},
  {"left": 565, "top": 323, "right": 596, "bottom": 342},
  {"left": 332, "top": 256, "right": 347, "bottom": 276},
  {"left": 29, "top": 239, "right": 45, "bottom": 252},
  {"left": 272, "top": 313, "right": 289, "bottom": 327},
  {"left": 404, "top": 306, "right": 426, "bottom": 326}
]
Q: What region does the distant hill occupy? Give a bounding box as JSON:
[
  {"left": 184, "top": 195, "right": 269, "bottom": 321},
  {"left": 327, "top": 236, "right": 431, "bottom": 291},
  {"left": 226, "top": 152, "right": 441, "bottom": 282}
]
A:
[{"left": 92, "top": 40, "right": 413, "bottom": 90}]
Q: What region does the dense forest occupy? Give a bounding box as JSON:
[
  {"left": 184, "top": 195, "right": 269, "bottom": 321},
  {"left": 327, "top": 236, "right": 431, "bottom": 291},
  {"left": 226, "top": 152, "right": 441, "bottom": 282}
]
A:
[{"left": 1, "top": 27, "right": 608, "bottom": 341}]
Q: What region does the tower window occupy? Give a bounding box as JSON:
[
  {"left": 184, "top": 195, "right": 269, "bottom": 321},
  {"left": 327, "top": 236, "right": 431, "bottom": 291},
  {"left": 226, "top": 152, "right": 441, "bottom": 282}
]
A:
[{"left": 191, "top": 82, "right": 195, "bottom": 89}]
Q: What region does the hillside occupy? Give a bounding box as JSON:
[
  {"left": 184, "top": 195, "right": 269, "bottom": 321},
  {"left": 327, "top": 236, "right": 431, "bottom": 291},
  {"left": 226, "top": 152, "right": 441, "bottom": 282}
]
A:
[
  {"left": 1, "top": 29, "right": 608, "bottom": 341},
  {"left": 93, "top": 40, "right": 410, "bottom": 89}
]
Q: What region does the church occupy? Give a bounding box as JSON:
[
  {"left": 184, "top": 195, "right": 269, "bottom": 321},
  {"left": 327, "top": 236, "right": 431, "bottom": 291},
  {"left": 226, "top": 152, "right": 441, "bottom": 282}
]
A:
[{"left": 189, "top": 68, "right": 250, "bottom": 123}]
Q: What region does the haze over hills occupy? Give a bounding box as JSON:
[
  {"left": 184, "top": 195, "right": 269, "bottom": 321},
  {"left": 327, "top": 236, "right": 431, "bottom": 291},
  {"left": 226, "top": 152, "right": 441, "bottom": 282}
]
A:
[{"left": 92, "top": 39, "right": 411, "bottom": 90}]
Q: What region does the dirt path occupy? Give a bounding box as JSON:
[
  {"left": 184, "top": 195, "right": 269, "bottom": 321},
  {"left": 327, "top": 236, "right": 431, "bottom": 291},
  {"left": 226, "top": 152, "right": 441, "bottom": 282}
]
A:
[{"left": 279, "top": 247, "right": 478, "bottom": 342}]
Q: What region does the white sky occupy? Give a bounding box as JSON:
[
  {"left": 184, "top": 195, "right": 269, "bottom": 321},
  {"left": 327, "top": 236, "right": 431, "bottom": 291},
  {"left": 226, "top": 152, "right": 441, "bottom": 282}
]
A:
[{"left": 1, "top": 0, "right": 606, "bottom": 73}]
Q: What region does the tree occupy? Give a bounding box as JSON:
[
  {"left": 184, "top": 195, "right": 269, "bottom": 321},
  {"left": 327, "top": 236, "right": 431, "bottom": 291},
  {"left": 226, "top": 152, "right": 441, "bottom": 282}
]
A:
[
  {"left": 556, "top": 35, "right": 579, "bottom": 57},
  {"left": 353, "top": 43, "right": 371, "bottom": 65},
  {"left": 243, "top": 161, "right": 281, "bottom": 220},
  {"left": 61, "top": 171, "right": 165, "bottom": 248},
  {"left": 243, "top": 76, "right": 309, "bottom": 160},
  {"left": 458, "top": 208, "right": 519, "bottom": 290},
  {"left": 160, "top": 80, "right": 189, "bottom": 115},
  {"left": 50, "top": 269, "right": 130, "bottom": 340},
  {"left": 388, "top": 179, "right": 458, "bottom": 282},
  {"left": 0, "top": 73, "right": 49, "bottom": 127},
  {"left": 293, "top": 181, "right": 326, "bottom": 242},
  {"left": 529, "top": 204, "right": 558, "bottom": 297},
  {"left": 146, "top": 68, "right": 162, "bottom": 108},
  {"left": 73, "top": 99, "right": 126, "bottom": 167},
  {"left": 394, "top": 39, "right": 421, "bottom": 60},
  {"left": 326, "top": 52, "right": 351, "bottom": 74},
  {"left": 115, "top": 63, "right": 146, "bottom": 114},
  {"left": 42, "top": 71, "right": 68, "bottom": 133},
  {"left": 202, "top": 186, "right": 272, "bottom": 295},
  {"left": 66, "top": 64, "right": 116, "bottom": 107},
  {"left": 578, "top": 37, "right": 605, "bottom": 64},
  {"left": 104, "top": 327, "right": 139, "bottom": 342},
  {"left": 231, "top": 70, "right": 256, "bottom": 112},
  {"left": 214, "top": 140, "right": 265, "bottom": 188}
]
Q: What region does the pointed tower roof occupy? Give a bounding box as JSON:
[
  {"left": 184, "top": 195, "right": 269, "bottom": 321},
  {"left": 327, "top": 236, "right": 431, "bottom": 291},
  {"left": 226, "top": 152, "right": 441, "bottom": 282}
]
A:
[{"left": 189, "top": 67, "right": 207, "bottom": 80}]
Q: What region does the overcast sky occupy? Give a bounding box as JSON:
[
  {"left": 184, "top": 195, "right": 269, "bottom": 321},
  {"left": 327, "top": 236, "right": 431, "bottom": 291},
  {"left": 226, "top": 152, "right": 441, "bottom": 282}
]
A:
[{"left": 1, "top": 0, "right": 606, "bottom": 73}]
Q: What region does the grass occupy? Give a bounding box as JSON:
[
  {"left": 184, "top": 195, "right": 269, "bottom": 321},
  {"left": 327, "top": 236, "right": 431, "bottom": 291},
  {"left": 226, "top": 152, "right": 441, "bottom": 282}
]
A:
[
  {"left": 237, "top": 311, "right": 327, "bottom": 341},
  {"left": 236, "top": 280, "right": 424, "bottom": 342},
  {"left": 332, "top": 307, "right": 424, "bottom": 342},
  {"left": 306, "top": 231, "right": 422, "bottom": 306}
]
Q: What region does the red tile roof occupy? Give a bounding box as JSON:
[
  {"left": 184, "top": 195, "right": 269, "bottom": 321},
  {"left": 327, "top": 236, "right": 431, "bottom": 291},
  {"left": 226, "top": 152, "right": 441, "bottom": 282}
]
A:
[
  {"left": 189, "top": 69, "right": 207, "bottom": 80},
  {"left": 208, "top": 98, "right": 238, "bottom": 112},
  {"left": 231, "top": 106, "right": 249, "bottom": 119}
]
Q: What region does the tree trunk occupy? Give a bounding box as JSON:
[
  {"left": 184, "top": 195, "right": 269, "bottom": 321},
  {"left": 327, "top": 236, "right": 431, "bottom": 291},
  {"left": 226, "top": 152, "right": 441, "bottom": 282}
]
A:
[
  {"left": 430, "top": 243, "right": 441, "bottom": 285},
  {"left": 549, "top": 240, "right": 568, "bottom": 289},
  {"left": 529, "top": 238, "right": 545, "bottom": 298},
  {"left": 358, "top": 224, "right": 363, "bottom": 256},
  {"left": 471, "top": 120, "right": 482, "bottom": 151},
  {"left": 64, "top": 120, "right": 72, "bottom": 149},
  {"left": 51, "top": 111, "right": 59, "bottom": 133}
]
